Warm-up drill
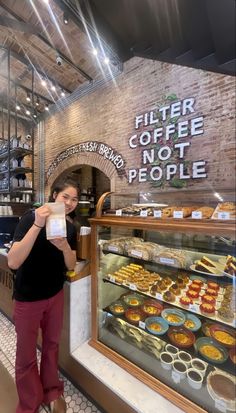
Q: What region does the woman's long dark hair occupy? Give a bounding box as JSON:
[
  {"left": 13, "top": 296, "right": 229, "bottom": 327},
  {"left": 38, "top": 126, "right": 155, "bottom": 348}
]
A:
[{"left": 48, "top": 179, "right": 80, "bottom": 202}]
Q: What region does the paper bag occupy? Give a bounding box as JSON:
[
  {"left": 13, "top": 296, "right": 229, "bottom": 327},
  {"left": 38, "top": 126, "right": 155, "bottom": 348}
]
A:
[{"left": 45, "top": 202, "right": 67, "bottom": 239}]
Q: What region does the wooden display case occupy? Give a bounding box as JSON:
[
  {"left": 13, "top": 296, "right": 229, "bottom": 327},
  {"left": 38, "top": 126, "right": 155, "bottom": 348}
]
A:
[{"left": 89, "top": 193, "right": 236, "bottom": 413}]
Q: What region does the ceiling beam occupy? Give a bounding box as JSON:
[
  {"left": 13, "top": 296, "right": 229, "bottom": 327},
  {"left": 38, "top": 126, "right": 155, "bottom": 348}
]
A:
[
  {"left": 55, "top": 0, "right": 124, "bottom": 65},
  {"left": 0, "top": 72, "right": 54, "bottom": 104},
  {"left": 0, "top": 1, "right": 93, "bottom": 82},
  {"left": 0, "top": 15, "right": 38, "bottom": 34},
  {"left": 8, "top": 48, "right": 72, "bottom": 94}
]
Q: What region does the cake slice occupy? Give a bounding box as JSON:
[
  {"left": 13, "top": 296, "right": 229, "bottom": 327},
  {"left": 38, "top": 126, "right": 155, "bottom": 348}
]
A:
[
  {"left": 200, "top": 256, "right": 216, "bottom": 267},
  {"left": 195, "top": 261, "right": 216, "bottom": 274}
]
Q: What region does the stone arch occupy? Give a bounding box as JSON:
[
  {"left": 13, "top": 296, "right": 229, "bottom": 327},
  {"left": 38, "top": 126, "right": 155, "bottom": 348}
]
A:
[{"left": 45, "top": 151, "right": 117, "bottom": 199}]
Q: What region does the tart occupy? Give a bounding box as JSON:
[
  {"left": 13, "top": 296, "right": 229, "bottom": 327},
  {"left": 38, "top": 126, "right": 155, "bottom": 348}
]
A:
[
  {"left": 200, "top": 303, "right": 215, "bottom": 316},
  {"left": 177, "top": 274, "right": 189, "bottom": 284},
  {"left": 163, "top": 290, "right": 175, "bottom": 302},
  {"left": 136, "top": 282, "right": 150, "bottom": 292},
  {"left": 207, "top": 281, "right": 220, "bottom": 291},
  {"left": 201, "top": 294, "right": 216, "bottom": 305},
  {"left": 176, "top": 279, "right": 186, "bottom": 289},
  {"left": 169, "top": 284, "right": 181, "bottom": 295},
  {"left": 187, "top": 289, "right": 199, "bottom": 299},
  {"left": 206, "top": 288, "right": 218, "bottom": 297},
  {"left": 191, "top": 279, "right": 203, "bottom": 286},
  {"left": 163, "top": 276, "right": 172, "bottom": 287},
  {"left": 180, "top": 296, "right": 193, "bottom": 307},
  {"left": 189, "top": 283, "right": 201, "bottom": 292},
  {"left": 218, "top": 306, "right": 234, "bottom": 322}
]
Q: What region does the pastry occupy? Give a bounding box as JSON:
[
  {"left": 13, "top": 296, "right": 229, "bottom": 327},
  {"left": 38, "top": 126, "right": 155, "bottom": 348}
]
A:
[
  {"left": 206, "top": 288, "right": 218, "bottom": 297},
  {"left": 194, "top": 206, "right": 214, "bottom": 219},
  {"left": 191, "top": 279, "right": 203, "bottom": 286},
  {"left": 163, "top": 291, "right": 175, "bottom": 302},
  {"left": 162, "top": 207, "right": 176, "bottom": 217},
  {"left": 200, "top": 303, "right": 215, "bottom": 315},
  {"left": 187, "top": 289, "right": 199, "bottom": 299},
  {"left": 176, "top": 279, "right": 186, "bottom": 289},
  {"left": 189, "top": 283, "right": 201, "bottom": 292},
  {"left": 200, "top": 256, "right": 216, "bottom": 267},
  {"left": 195, "top": 261, "right": 216, "bottom": 274},
  {"left": 169, "top": 284, "right": 181, "bottom": 295},
  {"left": 218, "top": 306, "right": 234, "bottom": 322},
  {"left": 224, "top": 262, "right": 236, "bottom": 276},
  {"left": 207, "top": 281, "right": 219, "bottom": 291},
  {"left": 201, "top": 294, "right": 216, "bottom": 305},
  {"left": 163, "top": 277, "right": 172, "bottom": 287},
  {"left": 180, "top": 296, "right": 193, "bottom": 307}
]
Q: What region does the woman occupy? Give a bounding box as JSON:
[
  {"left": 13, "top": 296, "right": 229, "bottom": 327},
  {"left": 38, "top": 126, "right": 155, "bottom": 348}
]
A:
[{"left": 8, "top": 179, "right": 79, "bottom": 413}]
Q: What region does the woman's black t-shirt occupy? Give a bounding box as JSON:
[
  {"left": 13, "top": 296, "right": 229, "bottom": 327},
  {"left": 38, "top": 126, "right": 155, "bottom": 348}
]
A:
[{"left": 12, "top": 210, "right": 77, "bottom": 301}]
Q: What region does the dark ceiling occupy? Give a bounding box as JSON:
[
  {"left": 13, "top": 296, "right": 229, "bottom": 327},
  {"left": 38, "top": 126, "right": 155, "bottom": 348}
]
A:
[
  {"left": 0, "top": 0, "right": 235, "bottom": 122},
  {"left": 76, "top": 0, "right": 236, "bottom": 76}
]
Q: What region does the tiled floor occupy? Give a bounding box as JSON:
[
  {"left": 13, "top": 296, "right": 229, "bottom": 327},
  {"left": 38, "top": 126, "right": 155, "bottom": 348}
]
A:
[{"left": 0, "top": 311, "right": 102, "bottom": 413}]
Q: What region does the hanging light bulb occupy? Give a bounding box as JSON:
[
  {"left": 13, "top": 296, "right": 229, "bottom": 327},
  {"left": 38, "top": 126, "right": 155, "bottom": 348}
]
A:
[
  {"left": 26, "top": 92, "right": 31, "bottom": 102},
  {"left": 63, "top": 12, "right": 69, "bottom": 24},
  {"left": 61, "top": 90, "right": 65, "bottom": 97},
  {"left": 16, "top": 104, "right": 21, "bottom": 111},
  {"left": 35, "top": 97, "right": 40, "bottom": 106},
  {"left": 104, "top": 56, "right": 110, "bottom": 65},
  {"left": 51, "top": 84, "right": 56, "bottom": 92},
  {"left": 45, "top": 103, "right": 49, "bottom": 111},
  {"left": 92, "top": 48, "right": 98, "bottom": 56},
  {"left": 41, "top": 78, "right": 47, "bottom": 87},
  {"left": 26, "top": 109, "right": 31, "bottom": 116}
]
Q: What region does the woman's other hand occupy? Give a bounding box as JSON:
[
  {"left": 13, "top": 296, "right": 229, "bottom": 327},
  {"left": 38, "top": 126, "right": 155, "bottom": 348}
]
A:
[{"left": 34, "top": 204, "right": 51, "bottom": 228}]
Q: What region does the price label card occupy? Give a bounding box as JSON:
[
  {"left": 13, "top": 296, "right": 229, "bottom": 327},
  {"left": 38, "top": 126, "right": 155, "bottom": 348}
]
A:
[
  {"left": 129, "top": 283, "right": 137, "bottom": 291},
  {"left": 140, "top": 210, "right": 148, "bottom": 217},
  {"left": 171, "top": 371, "right": 181, "bottom": 384},
  {"left": 116, "top": 209, "right": 122, "bottom": 216},
  {"left": 109, "top": 276, "right": 116, "bottom": 283},
  {"left": 173, "top": 210, "right": 183, "bottom": 219},
  {"left": 139, "top": 321, "right": 146, "bottom": 329},
  {"left": 154, "top": 210, "right": 162, "bottom": 218},
  {"left": 130, "top": 250, "right": 143, "bottom": 258},
  {"left": 189, "top": 304, "right": 199, "bottom": 313},
  {"left": 156, "top": 293, "right": 162, "bottom": 300},
  {"left": 218, "top": 211, "right": 230, "bottom": 220},
  {"left": 160, "top": 257, "right": 175, "bottom": 266},
  {"left": 108, "top": 245, "right": 119, "bottom": 253},
  {"left": 215, "top": 399, "right": 227, "bottom": 412},
  {"left": 192, "top": 211, "right": 202, "bottom": 219}
]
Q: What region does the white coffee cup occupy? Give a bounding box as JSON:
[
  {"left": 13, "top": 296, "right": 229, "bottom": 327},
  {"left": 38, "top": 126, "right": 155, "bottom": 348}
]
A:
[
  {"left": 177, "top": 351, "right": 192, "bottom": 366},
  {"left": 187, "top": 368, "right": 203, "bottom": 389},
  {"left": 172, "top": 360, "right": 188, "bottom": 380},
  {"left": 165, "top": 344, "right": 179, "bottom": 358},
  {"left": 160, "top": 352, "right": 174, "bottom": 370},
  {"left": 191, "top": 358, "right": 207, "bottom": 376}
]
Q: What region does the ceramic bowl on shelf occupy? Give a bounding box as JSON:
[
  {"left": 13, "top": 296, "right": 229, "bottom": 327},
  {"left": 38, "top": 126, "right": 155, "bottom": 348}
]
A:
[
  {"left": 209, "top": 324, "right": 236, "bottom": 348},
  {"left": 183, "top": 313, "right": 202, "bottom": 332},
  {"left": 229, "top": 348, "right": 236, "bottom": 364},
  {"left": 161, "top": 308, "right": 186, "bottom": 326},
  {"left": 202, "top": 321, "right": 216, "bottom": 337},
  {"left": 122, "top": 294, "right": 144, "bottom": 307},
  {"left": 124, "top": 308, "right": 145, "bottom": 325},
  {"left": 108, "top": 301, "right": 127, "bottom": 316},
  {"left": 141, "top": 300, "right": 163, "bottom": 317},
  {"left": 194, "top": 337, "right": 228, "bottom": 364},
  {"left": 145, "top": 316, "right": 169, "bottom": 336},
  {"left": 167, "top": 326, "right": 195, "bottom": 348}
]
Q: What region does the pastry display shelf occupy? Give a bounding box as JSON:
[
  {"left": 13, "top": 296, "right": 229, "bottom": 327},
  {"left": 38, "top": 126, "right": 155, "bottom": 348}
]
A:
[
  {"left": 102, "top": 311, "right": 235, "bottom": 377},
  {"left": 103, "top": 277, "right": 235, "bottom": 329},
  {"left": 0, "top": 148, "right": 33, "bottom": 160},
  {"left": 90, "top": 197, "right": 235, "bottom": 413}
]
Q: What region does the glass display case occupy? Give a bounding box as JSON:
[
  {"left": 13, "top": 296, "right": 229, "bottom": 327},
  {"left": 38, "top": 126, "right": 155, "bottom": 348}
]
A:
[{"left": 89, "top": 192, "right": 236, "bottom": 413}]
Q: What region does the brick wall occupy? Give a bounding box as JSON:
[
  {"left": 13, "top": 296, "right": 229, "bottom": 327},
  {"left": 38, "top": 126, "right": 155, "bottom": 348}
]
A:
[{"left": 35, "top": 57, "right": 235, "bottom": 202}]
